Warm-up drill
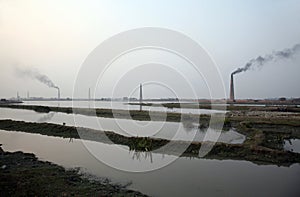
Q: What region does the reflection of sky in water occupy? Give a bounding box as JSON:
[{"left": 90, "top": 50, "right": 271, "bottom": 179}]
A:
[
  {"left": 0, "top": 130, "right": 299, "bottom": 197},
  {"left": 284, "top": 139, "right": 300, "bottom": 153},
  {"left": 0, "top": 108, "right": 245, "bottom": 144},
  {"left": 19, "top": 101, "right": 225, "bottom": 115}
]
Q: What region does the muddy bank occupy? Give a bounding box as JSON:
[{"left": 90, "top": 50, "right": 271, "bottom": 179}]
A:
[
  {"left": 5, "top": 103, "right": 299, "bottom": 127},
  {"left": 0, "top": 146, "right": 147, "bottom": 196},
  {"left": 129, "top": 102, "right": 300, "bottom": 112},
  {"left": 0, "top": 119, "right": 299, "bottom": 166},
  {"left": 234, "top": 119, "right": 300, "bottom": 151},
  {"left": 0, "top": 104, "right": 210, "bottom": 123}
]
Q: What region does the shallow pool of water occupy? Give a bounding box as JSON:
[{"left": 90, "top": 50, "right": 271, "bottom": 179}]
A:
[
  {"left": 284, "top": 139, "right": 300, "bottom": 153},
  {"left": 18, "top": 101, "right": 225, "bottom": 115},
  {"left": 0, "top": 130, "right": 299, "bottom": 197},
  {"left": 0, "top": 108, "right": 245, "bottom": 144}
]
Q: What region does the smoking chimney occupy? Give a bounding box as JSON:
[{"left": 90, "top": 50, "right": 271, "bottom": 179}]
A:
[
  {"left": 57, "top": 88, "right": 60, "bottom": 100},
  {"left": 230, "top": 74, "right": 235, "bottom": 102}
]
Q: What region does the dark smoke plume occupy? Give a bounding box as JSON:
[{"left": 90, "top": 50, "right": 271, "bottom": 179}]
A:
[
  {"left": 15, "top": 67, "right": 59, "bottom": 89},
  {"left": 232, "top": 43, "right": 300, "bottom": 75}
]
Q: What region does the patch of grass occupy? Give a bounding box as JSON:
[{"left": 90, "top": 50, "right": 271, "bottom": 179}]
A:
[
  {"left": 0, "top": 119, "right": 300, "bottom": 166},
  {"left": 0, "top": 150, "right": 147, "bottom": 196}
]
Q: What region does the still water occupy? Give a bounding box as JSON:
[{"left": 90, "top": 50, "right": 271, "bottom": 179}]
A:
[
  {"left": 18, "top": 100, "right": 225, "bottom": 114},
  {"left": 0, "top": 108, "right": 245, "bottom": 144},
  {"left": 284, "top": 139, "right": 300, "bottom": 153},
  {"left": 0, "top": 130, "right": 299, "bottom": 197}
]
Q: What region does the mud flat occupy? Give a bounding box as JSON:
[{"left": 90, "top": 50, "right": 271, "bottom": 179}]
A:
[
  {"left": 0, "top": 104, "right": 209, "bottom": 123},
  {"left": 129, "top": 102, "right": 300, "bottom": 112},
  {"left": 0, "top": 104, "right": 299, "bottom": 166},
  {"left": 2, "top": 104, "right": 299, "bottom": 125},
  {"left": 0, "top": 119, "right": 299, "bottom": 166},
  {"left": 0, "top": 145, "right": 147, "bottom": 196}
]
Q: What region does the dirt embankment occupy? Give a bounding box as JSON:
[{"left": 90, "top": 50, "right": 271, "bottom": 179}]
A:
[
  {"left": 0, "top": 104, "right": 210, "bottom": 123},
  {"left": 129, "top": 102, "right": 300, "bottom": 113},
  {"left": 0, "top": 145, "right": 147, "bottom": 196},
  {"left": 0, "top": 119, "right": 299, "bottom": 166}
]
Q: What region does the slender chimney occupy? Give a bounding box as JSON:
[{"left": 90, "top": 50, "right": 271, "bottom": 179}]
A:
[
  {"left": 88, "top": 88, "right": 91, "bottom": 101},
  {"left": 230, "top": 74, "right": 235, "bottom": 102},
  {"left": 57, "top": 88, "right": 60, "bottom": 100},
  {"left": 139, "top": 84, "right": 143, "bottom": 111},
  {"left": 27, "top": 91, "right": 29, "bottom": 99}
]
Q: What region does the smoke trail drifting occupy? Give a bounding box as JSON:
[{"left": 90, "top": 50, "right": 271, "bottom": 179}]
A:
[
  {"left": 15, "top": 67, "right": 59, "bottom": 89},
  {"left": 232, "top": 43, "right": 300, "bottom": 75}
]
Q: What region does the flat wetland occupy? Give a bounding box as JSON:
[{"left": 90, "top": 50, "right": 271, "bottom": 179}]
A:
[
  {"left": 0, "top": 102, "right": 300, "bottom": 196},
  {"left": 0, "top": 147, "right": 146, "bottom": 196}
]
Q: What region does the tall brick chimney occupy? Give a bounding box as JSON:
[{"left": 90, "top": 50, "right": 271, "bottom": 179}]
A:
[{"left": 230, "top": 74, "right": 235, "bottom": 102}]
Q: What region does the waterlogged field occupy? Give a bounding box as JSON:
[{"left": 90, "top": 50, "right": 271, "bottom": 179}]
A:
[
  {"left": 0, "top": 108, "right": 244, "bottom": 144},
  {"left": 0, "top": 101, "right": 300, "bottom": 196},
  {"left": 19, "top": 100, "right": 225, "bottom": 114},
  {"left": 1, "top": 130, "right": 300, "bottom": 196}
]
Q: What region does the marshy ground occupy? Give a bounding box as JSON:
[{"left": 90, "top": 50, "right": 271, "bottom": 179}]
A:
[
  {"left": 0, "top": 145, "right": 147, "bottom": 196},
  {"left": 0, "top": 103, "right": 300, "bottom": 196}
]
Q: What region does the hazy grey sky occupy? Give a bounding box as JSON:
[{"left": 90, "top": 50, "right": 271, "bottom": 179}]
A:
[{"left": 0, "top": 0, "right": 300, "bottom": 99}]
